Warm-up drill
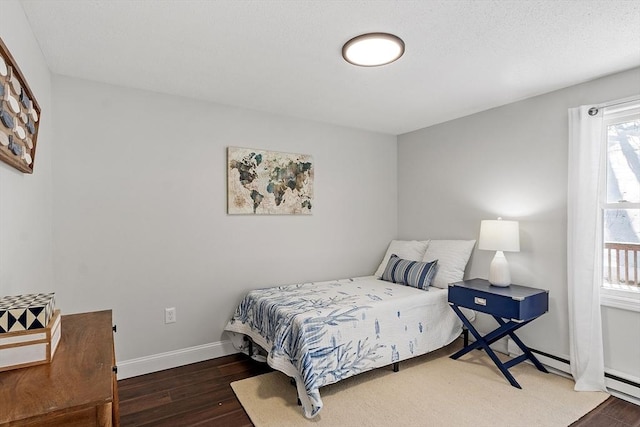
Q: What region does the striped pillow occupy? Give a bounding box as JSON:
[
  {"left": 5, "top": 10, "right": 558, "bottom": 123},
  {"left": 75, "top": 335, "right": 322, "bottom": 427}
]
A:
[{"left": 381, "top": 254, "right": 439, "bottom": 290}]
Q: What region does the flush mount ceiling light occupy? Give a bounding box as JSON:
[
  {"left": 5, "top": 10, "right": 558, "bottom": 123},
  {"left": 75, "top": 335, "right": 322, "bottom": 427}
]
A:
[{"left": 342, "top": 33, "right": 405, "bottom": 67}]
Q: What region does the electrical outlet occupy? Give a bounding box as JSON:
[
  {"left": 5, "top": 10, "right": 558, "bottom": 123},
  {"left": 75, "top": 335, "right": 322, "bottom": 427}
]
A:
[{"left": 165, "top": 307, "right": 176, "bottom": 324}]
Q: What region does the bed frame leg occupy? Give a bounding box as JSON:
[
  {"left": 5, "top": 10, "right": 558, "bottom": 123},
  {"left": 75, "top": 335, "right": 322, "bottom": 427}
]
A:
[
  {"left": 244, "top": 336, "right": 254, "bottom": 358},
  {"left": 393, "top": 362, "right": 399, "bottom": 372},
  {"left": 463, "top": 327, "right": 469, "bottom": 347}
]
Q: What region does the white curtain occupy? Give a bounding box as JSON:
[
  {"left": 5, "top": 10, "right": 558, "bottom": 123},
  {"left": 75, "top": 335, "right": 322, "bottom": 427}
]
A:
[{"left": 567, "top": 106, "right": 607, "bottom": 392}]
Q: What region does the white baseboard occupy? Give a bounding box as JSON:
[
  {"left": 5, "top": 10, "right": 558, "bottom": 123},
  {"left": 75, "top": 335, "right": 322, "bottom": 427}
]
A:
[
  {"left": 507, "top": 338, "right": 640, "bottom": 403},
  {"left": 116, "top": 340, "right": 237, "bottom": 379},
  {"left": 605, "top": 369, "right": 640, "bottom": 405}
]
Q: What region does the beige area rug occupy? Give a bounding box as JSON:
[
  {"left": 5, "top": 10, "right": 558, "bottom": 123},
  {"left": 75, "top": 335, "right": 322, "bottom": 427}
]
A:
[{"left": 231, "top": 342, "right": 609, "bottom": 427}]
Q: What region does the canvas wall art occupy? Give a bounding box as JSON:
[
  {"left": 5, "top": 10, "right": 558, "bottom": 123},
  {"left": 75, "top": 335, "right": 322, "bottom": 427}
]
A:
[{"left": 227, "top": 147, "right": 313, "bottom": 215}]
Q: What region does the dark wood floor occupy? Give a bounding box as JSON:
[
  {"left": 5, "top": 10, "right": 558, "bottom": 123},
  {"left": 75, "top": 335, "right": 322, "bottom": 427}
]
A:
[
  {"left": 571, "top": 395, "right": 640, "bottom": 427},
  {"left": 118, "top": 353, "right": 271, "bottom": 426},
  {"left": 118, "top": 353, "right": 640, "bottom": 427}
]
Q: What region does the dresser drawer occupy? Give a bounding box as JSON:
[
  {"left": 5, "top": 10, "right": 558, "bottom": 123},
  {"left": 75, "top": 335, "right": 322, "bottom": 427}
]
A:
[{"left": 448, "top": 278, "right": 548, "bottom": 322}]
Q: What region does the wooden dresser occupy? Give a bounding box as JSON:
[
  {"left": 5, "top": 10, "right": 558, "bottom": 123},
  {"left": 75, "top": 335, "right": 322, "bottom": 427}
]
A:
[{"left": 0, "top": 310, "right": 119, "bottom": 426}]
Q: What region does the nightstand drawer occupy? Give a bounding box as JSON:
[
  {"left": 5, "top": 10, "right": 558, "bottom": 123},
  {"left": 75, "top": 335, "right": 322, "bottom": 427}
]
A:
[{"left": 448, "top": 278, "right": 548, "bottom": 322}]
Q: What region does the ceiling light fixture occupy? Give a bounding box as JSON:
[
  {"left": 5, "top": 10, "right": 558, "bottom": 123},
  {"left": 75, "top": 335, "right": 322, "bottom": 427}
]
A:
[{"left": 342, "top": 33, "right": 405, "bottom": 67}]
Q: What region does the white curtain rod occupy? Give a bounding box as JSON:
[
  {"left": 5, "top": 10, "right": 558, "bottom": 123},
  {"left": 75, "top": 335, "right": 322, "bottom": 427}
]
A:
[
  {"left": 594, "top": 95, "right": 640, "bottom": 109},
  {"left": 588, "top": 95, "right": 640, "bottom": 116}
]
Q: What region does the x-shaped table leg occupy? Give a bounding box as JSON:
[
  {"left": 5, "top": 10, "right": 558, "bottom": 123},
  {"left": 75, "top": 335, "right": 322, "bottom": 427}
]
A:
[{"left": 449, "top": 304, "right": 547, "bottom": 388}]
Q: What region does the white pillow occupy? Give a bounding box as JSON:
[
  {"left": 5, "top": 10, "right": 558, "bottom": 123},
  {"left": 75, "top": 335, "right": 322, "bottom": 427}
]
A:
[
  {"left": 421, "top": 240, "right": 476, "bottom": 288},
  {"left": 374, "top": 240, "right": 429, "bottom": 278}
]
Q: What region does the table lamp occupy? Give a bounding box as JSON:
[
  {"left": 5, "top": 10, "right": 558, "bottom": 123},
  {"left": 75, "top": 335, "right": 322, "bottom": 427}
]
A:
[{"left": 478, "top": 218, "right": 520, "bottom": 287}]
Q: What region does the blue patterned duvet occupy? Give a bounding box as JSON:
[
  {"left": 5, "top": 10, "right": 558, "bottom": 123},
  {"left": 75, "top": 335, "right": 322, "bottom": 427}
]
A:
[{"left": 225, "top": 276, "right": 462, "bottom": 418}]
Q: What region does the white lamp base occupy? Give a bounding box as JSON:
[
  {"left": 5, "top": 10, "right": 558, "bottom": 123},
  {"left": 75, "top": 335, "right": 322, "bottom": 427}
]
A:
[{"left": 488, "top": 251, "right": 511, "bottom": 287}]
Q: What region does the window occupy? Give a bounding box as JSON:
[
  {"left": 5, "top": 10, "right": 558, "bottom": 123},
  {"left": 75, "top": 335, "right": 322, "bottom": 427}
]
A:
[{"left": 601, "top": 102, "right": 640, "bottom": 310}]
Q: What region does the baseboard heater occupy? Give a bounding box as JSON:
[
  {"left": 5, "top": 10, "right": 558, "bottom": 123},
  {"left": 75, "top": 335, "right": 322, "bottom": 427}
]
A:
[{"left": 530, "top": 347, "right": 640, "bottom": 390}]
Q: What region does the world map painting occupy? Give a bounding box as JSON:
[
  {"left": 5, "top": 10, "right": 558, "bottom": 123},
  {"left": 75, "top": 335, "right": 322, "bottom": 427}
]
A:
[{"left": 227, "top": 147, "right": 313, "bottom": 215}]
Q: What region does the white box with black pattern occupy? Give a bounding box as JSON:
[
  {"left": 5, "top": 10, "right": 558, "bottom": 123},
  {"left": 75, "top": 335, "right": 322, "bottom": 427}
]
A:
[{"left": 0, "top": 293, "right": 55, "bottom": 333}]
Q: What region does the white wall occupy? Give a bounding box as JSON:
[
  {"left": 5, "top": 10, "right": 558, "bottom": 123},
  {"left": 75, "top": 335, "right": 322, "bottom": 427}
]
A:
[
  {"left": 4, "top": 0, "right": 637, "bottom": 384},
  {"left": 398, "top": 67, "right": 640, "bottom": 381},
  {"left": 0, "top": 0, "right": 53, "bottom": 296},
  {"left": 52, "top": 75, "right": 397, "bottom": 367}
]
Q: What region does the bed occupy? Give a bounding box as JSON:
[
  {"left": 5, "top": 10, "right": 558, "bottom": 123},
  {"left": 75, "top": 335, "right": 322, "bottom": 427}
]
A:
[{"left": 224, "top": 239, "right": 476, "bottom": 418}]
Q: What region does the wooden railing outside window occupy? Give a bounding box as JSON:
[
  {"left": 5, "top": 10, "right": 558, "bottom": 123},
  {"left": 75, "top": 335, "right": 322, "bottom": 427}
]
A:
[{"left": 604, "top": 242, "right": 640, "bottom": 286}]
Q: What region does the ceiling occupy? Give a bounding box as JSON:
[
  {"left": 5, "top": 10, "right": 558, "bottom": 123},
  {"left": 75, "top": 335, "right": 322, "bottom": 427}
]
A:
[{"left": 18, "top": 0, "right": 640, "bottom": 135}]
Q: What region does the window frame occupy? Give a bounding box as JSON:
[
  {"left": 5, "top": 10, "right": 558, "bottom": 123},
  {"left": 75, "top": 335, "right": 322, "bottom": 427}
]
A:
[{"left": 599, "top": 103, "right": 640, "bottom": 312}]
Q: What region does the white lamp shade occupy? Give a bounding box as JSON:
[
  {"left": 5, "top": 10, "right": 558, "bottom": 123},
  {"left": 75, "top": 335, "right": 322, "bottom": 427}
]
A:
[{"left": 478, "top": 219, "right": 520, "bottom": 252}]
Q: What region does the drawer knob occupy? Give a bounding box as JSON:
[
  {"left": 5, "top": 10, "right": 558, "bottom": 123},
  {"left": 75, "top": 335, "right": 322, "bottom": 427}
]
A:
[{"left": 474, "top": 297, "right": 487, "bottom": 306}]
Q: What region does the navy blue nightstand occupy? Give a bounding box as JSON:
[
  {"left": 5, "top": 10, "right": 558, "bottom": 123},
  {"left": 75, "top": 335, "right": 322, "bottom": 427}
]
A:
[{"left": 448, "top": 278, "right": 549, "bottom": 388}]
